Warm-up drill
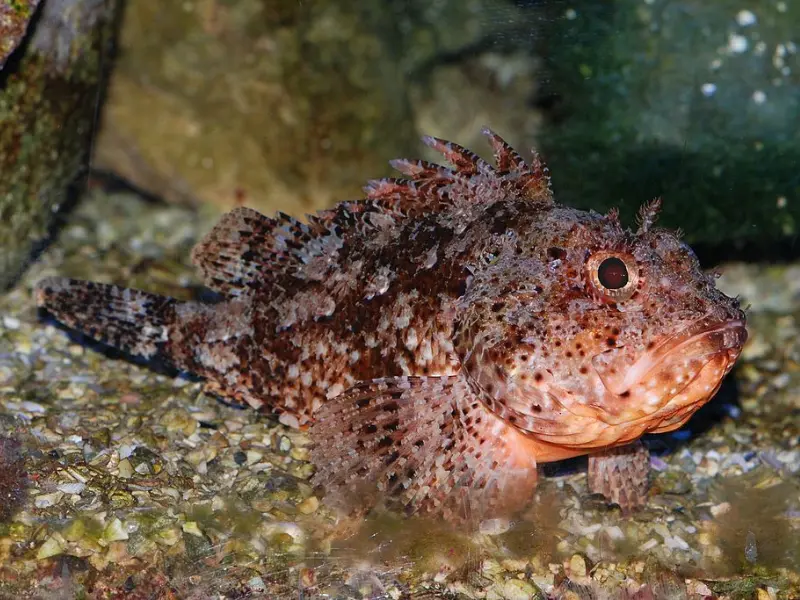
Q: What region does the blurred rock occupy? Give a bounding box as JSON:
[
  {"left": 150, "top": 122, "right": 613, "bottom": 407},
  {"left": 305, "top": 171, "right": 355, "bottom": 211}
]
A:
[
  {"left": 0, "top": 0, "right": 40, "bottom": 70},
  {"left": 92, "top": 0, "right": 536, "bottom": 215},
  {"left": 0, "top": 0, "right": 120, "bottom": 290}
]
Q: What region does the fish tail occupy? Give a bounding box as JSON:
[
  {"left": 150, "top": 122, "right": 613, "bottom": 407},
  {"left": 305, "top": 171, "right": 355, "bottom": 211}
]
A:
[{"left": 35, "top": 277, "right": 180, "bottom": 364}]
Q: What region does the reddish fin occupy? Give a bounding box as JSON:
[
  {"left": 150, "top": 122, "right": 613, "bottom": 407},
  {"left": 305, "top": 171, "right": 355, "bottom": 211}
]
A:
[
  {"left": 310, "top": 375, "right": 539, "bottom": 523},
  {"left": 587, "top": 441, "right": 650, "bottom": 513},
  {"left": 481, "top": 127, "right": 552, "bottom": 201},
  {"left": 421, "top": 135, "right": 495, "bottom": 176},
  {"left": 193, "top": 131, "right": 553, "bottom": 297},
  {"left": 190, "top": 207, "right": 328, "bottom": 296},
  {"left": 35, "top": 277, "right": 178, "bottom": 361}
]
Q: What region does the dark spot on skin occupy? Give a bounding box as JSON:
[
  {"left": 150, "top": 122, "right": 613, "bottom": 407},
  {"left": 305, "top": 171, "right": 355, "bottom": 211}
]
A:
[
  {"left": 565, "top": 351, "right": 573, "bottom": 358},
  {"left": 547, "top": 247, "right": 566, "bottom": 260},
  {"left": 492, "top": 302, "right": 505, "bottom": 312},
  {"left": 531, "top": 404, "right": 542, "bottom": 413},
  {"left": 611, "top": 327, "right": 621, "bottom": 336},
  {"left": 520, "top": 354, "right": 528, "bottom": 362},
  {"left": 364, "top": 423, "right": 378, "bottom": 434},
  {"left": 579, "top": 366, "right": 588, "bottom": 374},
  {"left": 607, "top": 338, "right": 616, "bottom": 347},
  {"left": 534, "top": 372, "right": 544, "bottom": 382},
  {"left": 620, "top": 391, "right": 631, "bottom": 398}
]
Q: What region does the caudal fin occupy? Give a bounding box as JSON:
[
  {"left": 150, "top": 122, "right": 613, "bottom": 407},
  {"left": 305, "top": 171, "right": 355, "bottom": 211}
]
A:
[{"left": 35, "top": 277, "right": 179, "bottom": 362}]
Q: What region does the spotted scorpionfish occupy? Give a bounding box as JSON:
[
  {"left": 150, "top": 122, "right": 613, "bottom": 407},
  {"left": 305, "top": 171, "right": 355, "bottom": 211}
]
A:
[{"left": 36, "top": 130, "right": 747, "bottom": 522}]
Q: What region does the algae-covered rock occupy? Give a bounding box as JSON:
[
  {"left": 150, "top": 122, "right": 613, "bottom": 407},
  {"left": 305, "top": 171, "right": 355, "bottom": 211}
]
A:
[
  {"left": 537, "top": 0, "right": 800, "bottom": 247},
  {"left": 0, "top": 0, "right": 40, "bottom": 71},
  {"left": 92, "top": 0, "right": 534, "bottom": 216},
  {"left": 0, "top": 0, "right": 120, "bottom": 290}
]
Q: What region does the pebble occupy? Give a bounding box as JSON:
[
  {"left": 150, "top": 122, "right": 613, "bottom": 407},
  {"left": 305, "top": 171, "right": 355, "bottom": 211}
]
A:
[
  {"left": 56, "top": 482, "right": 86, "bottom": 495},
  {"left": 710, "top": 502, "right": 731, "bottom": 517},
  {"left": 297, "top": 496, "right": 319, "bottom": 514},
  {"left": 248, "top": 576, "right": 266, "bottom": 593},
  {"left": 487, "top": 579, "right": 539, "bottom": 600},
  {"left": 2, "top": 316, "right": 21, "bottom": 330},
  {"left": 102, "top": 518, "right": 129, "bottom": 543},
  {"left": 36, "top": 535, "right": 65, "bottom": 560},
  {"left": 117, "top": 458, "right": 133, "bottom": 479},
  {"left": 35, "top": 492, "right": 64, "bottom": 508},
  {"left": 568, "top": 554, "right": 588, "bottom": 577},
  {"left": 182, "top": 521, "right": 204, "bottom": 538},
  {"left": 479, "top": 518, "right": 511, "bottom": 535}
]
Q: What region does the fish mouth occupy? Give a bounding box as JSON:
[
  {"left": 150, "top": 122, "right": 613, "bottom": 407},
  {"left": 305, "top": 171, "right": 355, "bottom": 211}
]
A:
[
  {"left": 514, "top": 317, "right": 747, "bottom": 452},
  {"left": 593, "top": 317, "right": 747, "bottom": 398}
]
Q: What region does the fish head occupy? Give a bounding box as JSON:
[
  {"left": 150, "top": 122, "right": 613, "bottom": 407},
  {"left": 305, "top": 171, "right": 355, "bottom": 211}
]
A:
[{"left": 455, "top": 200, "right": 747, "bottom": 457}]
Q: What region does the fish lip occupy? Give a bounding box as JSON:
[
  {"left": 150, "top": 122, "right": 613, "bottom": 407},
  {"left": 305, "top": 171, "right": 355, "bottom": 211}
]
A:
[{"left": 600, "top": 317, "right": 747, "bottom": 397}]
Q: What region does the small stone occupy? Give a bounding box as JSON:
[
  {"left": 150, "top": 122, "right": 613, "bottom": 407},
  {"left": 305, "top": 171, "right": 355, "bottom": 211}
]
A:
[
  {"left": 35, "top": 492, "right": 64, "bottom": 508},
  {"left": 297, "top": 496, "right": 319, "bottom": 514},
  {"left": 710, "top": 502, "right": 731, "bottom": 517},
  {"left": 36, "top": 535, "right": 65, "bottom": 560},
  {"left": 479, "top": 518, "right": 511, "bottom": 536},
  {"left": 568, "top": 554, "right": 588, "bottom": 577},
  {"left": 246, "top": 450, "right": 263, "bottom": 465},
  {"left": 248, "top": 576, "right": 266, "bottom": 592},
  {"left": 102, "top": 518, "right": 129, "bottom": 543},
  {"left": 117, "top": 458, "right": 133, "bottom": 479},
  {"left": 160, "top": 408, "right": 197, "bottom": 436},
  {"left": 2, "top": 316, "right": 21, "bottom": 330},
  {"left": 56, "top": 482, "right": 86, "bottom": 495},
  {"left": 155, "top": 528, "right": 181, "bottom": 546},
  {"left": 488, "top": 579, "right": 538, "bottom": 600},
  {"left": 182, "top": 521, "right": 204, "bottom": 538},
  {"left": 279, "top": 436, "right": 292, "bottom": 452},
  {"left": 233, "top": 450, "right": 247, "bottom": 465}
]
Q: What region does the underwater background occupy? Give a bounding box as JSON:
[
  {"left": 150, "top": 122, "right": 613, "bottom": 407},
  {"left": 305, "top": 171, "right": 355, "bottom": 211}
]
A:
[{"left": 0, "top": 0, "right": 799, "bottom": 598}]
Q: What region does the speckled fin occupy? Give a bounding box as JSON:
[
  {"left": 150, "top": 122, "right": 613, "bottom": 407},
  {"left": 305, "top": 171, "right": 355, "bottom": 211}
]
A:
[
  {"left": 35, "top": 277, "right": 178, "bottom": 361},
  {"left": 190, "top": 207, "right": 329, "bottom": 296},
  {"left": 309, "top": 375, "right": 539, "bottom": 523},
  {"left": 365, "top": 129, "right": 553, "bottom": 210},
  {"left": 587, "top": 441, "right": 650, "bottom": 514}
]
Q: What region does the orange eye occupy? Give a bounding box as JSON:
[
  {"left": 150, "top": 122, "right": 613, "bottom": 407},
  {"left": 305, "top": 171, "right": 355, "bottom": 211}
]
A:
[{"left": 587, "top": 251, "right": 638, "bottom": 302}]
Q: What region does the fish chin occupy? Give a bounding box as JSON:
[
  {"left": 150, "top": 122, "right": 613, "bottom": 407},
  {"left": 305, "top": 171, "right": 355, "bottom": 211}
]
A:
[{"left": 591, "top": 318, "right": 747, "bottom": 428}]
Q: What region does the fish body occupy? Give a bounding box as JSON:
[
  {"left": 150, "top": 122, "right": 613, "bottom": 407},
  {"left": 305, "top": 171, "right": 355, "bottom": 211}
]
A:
[{"left": 36, "top": 130, "right": 747, "bottom": 521}]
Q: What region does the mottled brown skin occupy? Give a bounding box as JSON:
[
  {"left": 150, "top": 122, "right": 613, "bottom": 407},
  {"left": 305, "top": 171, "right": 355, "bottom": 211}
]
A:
[{"left": 36, "top": 130, "right": 747, "bottom": 522}]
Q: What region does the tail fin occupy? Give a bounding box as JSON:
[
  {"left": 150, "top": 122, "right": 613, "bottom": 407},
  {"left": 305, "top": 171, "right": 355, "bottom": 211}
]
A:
[{"left": 35, "top": 277, "right": 179, "bottom": 362}]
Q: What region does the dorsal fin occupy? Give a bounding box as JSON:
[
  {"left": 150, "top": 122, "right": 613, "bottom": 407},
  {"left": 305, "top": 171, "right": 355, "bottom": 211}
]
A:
[
  {"left": 190, "top": 208, "right": 322, "bottom": 296},
  {"left": 192, "top": 130, "right": 553, "bottom": 296},
  {"left": 364, "top": 128, "right": 553, "bottom": 211}
]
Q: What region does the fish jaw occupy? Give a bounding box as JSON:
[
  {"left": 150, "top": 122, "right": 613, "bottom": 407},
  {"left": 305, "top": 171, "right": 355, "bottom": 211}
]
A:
[
  {"left": 590, "top": 318, "right": 747, "bottom": 425},
  {"left": 464, "top": 316, "right": 747, "bottom": 458}
]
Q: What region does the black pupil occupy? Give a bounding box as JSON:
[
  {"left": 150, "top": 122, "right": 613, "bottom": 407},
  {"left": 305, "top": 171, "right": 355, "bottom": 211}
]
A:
[{"left": 597, "top": 257, "right": 629, "bottom": 290}]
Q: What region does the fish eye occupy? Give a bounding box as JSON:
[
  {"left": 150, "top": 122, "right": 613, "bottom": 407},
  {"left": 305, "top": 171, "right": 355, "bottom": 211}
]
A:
[
  {"left": 586, "top": 251, "right": 639, "bottom": 302},
  {"left": 597, "top": 257, "right": 628, "bottom": 289}
]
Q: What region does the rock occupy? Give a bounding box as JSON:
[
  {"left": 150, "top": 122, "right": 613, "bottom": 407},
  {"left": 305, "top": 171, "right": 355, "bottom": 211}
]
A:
[
  {"left": 0, "top": 0, "right": 40, "bottom": 71},
  {"left": 91, "top": 0, "right": 537, "bottom": 217},
  {"left": 0, "top": 0, "right": 121, "bottom": 290}
]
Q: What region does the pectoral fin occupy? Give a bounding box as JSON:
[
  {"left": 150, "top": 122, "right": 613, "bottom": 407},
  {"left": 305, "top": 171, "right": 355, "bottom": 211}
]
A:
[{"left": 309, "top": 375, "right": 539, "bottom": 523}]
